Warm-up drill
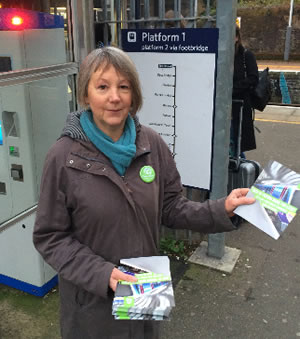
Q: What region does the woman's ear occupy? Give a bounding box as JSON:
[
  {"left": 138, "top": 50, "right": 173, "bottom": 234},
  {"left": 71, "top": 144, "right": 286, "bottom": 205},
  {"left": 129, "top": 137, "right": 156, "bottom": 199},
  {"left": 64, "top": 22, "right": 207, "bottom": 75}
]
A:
[{"left": 84, "top": 96, "right": 89, "bottom": 105}]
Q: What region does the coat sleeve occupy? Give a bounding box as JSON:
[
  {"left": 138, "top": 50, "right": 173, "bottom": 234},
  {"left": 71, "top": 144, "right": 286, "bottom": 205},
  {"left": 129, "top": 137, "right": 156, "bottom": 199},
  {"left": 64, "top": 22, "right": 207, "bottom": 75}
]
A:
[
  {"left": 33, "top": 140, "right": 115, "bottom": 299},
  {"left": 159, "top": 140, "right": 236, "bottom": 233},
  {"left": 233, "top": 49, "right": 259, "bottom": 96}
]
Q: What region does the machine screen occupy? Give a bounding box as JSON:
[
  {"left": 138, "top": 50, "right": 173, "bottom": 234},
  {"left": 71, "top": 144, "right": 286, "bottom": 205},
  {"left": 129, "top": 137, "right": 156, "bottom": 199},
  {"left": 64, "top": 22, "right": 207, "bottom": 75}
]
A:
[
  {"left": 0, "top": 120, "right": 3, "bottom": 145},
  {"left": 0, "top": 57, "right": 12, "bottom": 72}
]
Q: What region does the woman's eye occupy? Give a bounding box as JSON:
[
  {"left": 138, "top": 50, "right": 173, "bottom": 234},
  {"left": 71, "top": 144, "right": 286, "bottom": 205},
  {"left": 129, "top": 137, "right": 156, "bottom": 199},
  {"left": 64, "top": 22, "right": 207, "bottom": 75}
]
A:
[
  {"left": 98, "top": 85, "right": 107, "bottom": 90},
  {"left": 120, "top": 85, "right": 130, "bottom": 90}
]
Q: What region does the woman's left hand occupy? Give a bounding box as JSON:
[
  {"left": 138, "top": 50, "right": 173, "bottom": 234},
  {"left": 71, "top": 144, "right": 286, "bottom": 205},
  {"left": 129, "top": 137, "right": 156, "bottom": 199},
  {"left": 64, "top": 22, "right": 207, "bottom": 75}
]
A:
[
  {"left": 225, "top": 188, "right": 255, "bottom": 217},
  {"left": 109, "top": 267, "right": 138, "bottom": 292}
]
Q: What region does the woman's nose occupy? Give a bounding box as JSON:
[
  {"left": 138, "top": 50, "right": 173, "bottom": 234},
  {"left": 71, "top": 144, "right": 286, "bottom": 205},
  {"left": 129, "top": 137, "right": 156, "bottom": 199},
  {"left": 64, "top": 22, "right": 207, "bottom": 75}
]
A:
[{"left": 109, "top": 88, "right": 121, "bottom": 102}]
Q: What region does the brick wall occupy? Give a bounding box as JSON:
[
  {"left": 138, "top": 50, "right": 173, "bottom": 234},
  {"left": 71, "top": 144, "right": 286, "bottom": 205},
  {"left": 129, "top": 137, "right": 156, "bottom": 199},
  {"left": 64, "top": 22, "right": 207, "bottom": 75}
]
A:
[{"left": 238, "top": 5, "right": 300, "bottom": 60}]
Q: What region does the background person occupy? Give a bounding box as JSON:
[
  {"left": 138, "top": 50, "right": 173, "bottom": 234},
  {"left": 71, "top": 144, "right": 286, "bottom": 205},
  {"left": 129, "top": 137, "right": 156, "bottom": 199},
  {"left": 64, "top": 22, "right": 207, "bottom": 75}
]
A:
[
  {"left": 33, "top": 46, "right": 255, "bottom": 339},
  {"left": 94, "top": 22, "right": 112, "bottom": 48},
  {"left": 164, "top": 9, "right": 187, "bottom": 28},
  {"left": 231, "top": 25, "right": 259, "bottom": 158}
]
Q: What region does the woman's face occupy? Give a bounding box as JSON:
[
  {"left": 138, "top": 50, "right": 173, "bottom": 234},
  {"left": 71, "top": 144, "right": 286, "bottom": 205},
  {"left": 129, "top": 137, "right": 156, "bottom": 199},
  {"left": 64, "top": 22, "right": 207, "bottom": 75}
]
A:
[{"left": 85, "top": 64, "right": 132, "bottom": 141}]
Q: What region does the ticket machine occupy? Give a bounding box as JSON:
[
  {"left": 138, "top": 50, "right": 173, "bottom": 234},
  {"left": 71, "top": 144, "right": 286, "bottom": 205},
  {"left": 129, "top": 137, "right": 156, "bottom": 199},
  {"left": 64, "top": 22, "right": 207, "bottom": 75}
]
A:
[{"left": 0, "top": 8, "right": 70, "bottom": 296}]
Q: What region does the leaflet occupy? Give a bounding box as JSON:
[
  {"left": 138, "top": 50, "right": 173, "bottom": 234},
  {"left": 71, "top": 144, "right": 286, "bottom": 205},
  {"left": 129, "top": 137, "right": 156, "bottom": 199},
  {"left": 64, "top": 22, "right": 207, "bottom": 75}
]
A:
[
  {"left": 234, "top": 160, "right": 300, "bottom": 239},
  {"left": 112, "top": 256, "right": 175, "bottom": 320}
]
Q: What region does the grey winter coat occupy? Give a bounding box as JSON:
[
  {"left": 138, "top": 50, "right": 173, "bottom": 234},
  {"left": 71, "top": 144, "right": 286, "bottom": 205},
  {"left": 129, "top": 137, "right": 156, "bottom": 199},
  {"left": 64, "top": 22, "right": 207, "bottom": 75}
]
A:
[{"left": 33, "top": 111, "right": 235, "bottom": 339}]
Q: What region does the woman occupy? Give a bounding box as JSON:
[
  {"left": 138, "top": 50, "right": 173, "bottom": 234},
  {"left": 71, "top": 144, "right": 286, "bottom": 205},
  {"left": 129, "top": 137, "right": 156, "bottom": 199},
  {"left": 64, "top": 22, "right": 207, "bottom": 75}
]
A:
[
  {"left": 232, "top": 25, "right": 259, "bottom": 157},
  {"left": 33, "top": 46, "right": 255, "bottom": 339}
]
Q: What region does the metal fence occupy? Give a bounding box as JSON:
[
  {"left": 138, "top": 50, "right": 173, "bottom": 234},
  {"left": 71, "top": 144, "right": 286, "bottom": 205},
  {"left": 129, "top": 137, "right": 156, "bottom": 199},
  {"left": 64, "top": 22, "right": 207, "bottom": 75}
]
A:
[{"left": 93, "top": 0, "right": 216, "bottom": 47}]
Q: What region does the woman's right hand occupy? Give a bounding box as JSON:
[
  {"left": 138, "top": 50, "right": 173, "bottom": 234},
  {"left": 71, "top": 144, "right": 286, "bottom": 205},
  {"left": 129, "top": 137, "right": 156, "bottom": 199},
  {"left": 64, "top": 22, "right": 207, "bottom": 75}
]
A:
[
  {"left": 225, "top": 188, "right": 255, "bottom": 217},
  {"left": 109, "top": 267, "right": 138, "bottom": 292}
]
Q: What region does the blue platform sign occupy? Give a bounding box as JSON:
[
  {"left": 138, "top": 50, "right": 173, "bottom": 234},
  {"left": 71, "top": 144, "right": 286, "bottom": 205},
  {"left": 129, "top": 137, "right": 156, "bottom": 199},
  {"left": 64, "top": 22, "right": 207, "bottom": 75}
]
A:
[
  {"left": 122, "top": 28, "right": 218, "bottom": 54},
  {"left": 122, "top": 28, "right": 219, "bottom": 190}
]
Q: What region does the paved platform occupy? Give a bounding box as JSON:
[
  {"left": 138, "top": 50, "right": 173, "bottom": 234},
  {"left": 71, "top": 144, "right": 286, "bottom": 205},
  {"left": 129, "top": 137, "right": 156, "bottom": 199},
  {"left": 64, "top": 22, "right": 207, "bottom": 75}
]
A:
[
  {"left": 161, "top": 112, "right": 300, "bottom": 339},
  {"left": 256, "top": 105, "right": 300, "bottom": 123}
]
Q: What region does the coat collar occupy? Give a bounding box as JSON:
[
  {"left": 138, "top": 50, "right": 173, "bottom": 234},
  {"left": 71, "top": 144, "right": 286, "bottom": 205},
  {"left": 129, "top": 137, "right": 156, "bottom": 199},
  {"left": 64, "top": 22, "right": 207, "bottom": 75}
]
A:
[
  {"left": 62, "top": 111, "right": 150, "bottom": 160},
  {"left": 61, "top": 110, "right": 142, "bottom": 141}
]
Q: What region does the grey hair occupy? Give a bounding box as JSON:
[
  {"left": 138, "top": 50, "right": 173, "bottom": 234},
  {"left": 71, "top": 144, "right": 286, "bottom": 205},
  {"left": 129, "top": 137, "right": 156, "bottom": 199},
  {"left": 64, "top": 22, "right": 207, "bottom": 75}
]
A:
[{"left": 77, "top": 46, "right": 143, "bottom": 116}]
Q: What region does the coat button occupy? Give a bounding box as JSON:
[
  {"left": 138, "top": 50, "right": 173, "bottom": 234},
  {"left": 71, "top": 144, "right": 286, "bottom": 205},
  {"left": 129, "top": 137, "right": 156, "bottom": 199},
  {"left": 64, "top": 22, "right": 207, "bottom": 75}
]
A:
[
  {"left": 69, "top": 160, "right": 74, "bottom": 164},
  {"left": 102, "top": 167, "right": 106, "bottom": 172},
  {"left": 86, "top": 163, "right": 91, "bottom": 168}
]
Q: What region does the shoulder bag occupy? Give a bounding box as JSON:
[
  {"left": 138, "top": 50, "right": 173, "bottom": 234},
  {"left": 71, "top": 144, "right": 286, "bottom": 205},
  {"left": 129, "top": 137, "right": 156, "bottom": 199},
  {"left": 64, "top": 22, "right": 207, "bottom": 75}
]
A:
[{"left": 243, "top": 50, "right": 272, "bottom": 112}]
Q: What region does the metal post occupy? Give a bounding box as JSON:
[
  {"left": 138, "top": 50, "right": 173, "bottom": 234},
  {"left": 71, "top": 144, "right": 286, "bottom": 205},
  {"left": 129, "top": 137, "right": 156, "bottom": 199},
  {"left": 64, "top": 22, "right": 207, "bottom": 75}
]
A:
[
  {"left": 144, "top": 0, "right": 150, "bottom": 28},
  {"left": 284, "top": 0, "right": 294, "bottom": 61},
  {"left": 129, "top": 0, "right": 136, "bottom": 29},
  {"left": 103, "top": 0, "right": 108, "bottom": 45},
  {"left": 173, "top": 0, "right": 181, "bottom": 28},
  {"left": 84, "top": 0, "right": 95, "bottom": 53},
  {"left": 158, "top": 0, "right": 165, "bottom": 28},
  {"left": 135, "top": 0, "right": 141, "bottom": 29},
  {"left": 116, "top": 0, "right": 121, "bottom": 46},
  {"left": 186, "top": 187, "right": 193, "bottom": 245},
  {"left": 110, "top": 0, "right": 116, "bottom": 43},
  {"left": 70, "top": 0, "right": 94, "bottom": 63},
  {"left": 193, "top": 0, "right": 198, "bottom": 28},
  {"left": 207, "top": 0, "right": 237, "bottom": 259},
  {"left": 206, "top": 0, "right": 210, "bottom": 16},
  {"left": 188, "top": 0, "right": 197, "bottom": 28}
]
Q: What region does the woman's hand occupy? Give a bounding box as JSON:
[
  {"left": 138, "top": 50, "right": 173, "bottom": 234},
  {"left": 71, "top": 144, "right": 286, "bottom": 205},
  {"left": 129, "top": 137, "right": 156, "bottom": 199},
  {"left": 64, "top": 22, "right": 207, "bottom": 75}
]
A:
[
  {"left": 109, "top": 267, "right": 138, "bottom": 292},
  {"left": 225, "top": 188, "right": 255, "bottom": 217}
]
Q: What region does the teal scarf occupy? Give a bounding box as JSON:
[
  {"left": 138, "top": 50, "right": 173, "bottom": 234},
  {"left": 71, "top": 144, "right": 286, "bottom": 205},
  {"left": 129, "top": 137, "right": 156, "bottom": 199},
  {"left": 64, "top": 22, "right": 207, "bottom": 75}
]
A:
[{"left": 80, "top": 110, "right": 136, "bottom": 176}]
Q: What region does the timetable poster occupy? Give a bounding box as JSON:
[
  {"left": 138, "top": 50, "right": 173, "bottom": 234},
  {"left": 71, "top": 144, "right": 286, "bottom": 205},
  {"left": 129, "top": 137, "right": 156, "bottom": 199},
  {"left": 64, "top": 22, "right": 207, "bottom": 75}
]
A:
[{"left": 122, "top": 28, "right": 218, "bottom": 189}]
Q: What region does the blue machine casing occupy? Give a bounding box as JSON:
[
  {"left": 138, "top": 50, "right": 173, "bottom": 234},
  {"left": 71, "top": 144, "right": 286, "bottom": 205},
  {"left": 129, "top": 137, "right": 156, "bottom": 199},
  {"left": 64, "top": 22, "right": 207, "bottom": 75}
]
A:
[
  {"left": 0, "top": 8, "right": 64, "bottom": 31},
  {"left": 0, "top": 273, "right": 58, "bottom": 297},
  {"left": 0, "top": 121, "right": 3, "bottom": 145}
]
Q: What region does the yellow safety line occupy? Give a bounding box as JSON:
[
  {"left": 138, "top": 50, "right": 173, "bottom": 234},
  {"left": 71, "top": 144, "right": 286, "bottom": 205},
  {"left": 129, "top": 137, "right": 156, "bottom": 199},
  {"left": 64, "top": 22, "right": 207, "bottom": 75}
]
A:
[
  {"left": 258, "top": 64, "right": 300, "bottom": 68},
  {"left": 258, "top": 66, "right": 300, "bottom": 73},
  {"left": 255, "top": 118, "right": 300, "bottom": 124}
]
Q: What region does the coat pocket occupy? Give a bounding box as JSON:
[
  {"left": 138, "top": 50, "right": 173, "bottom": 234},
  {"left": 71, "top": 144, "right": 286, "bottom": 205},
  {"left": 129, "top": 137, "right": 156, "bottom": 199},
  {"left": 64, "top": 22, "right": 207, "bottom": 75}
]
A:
[{"left": 75, "top": 288, "right": 95, "bottom": 309}]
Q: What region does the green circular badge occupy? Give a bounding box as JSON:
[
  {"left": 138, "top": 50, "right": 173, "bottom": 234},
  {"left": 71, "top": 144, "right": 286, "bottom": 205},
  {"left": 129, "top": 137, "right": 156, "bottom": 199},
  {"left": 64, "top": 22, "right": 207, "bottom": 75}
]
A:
[{"left": 140, "top": 166, "right": 156, "bottom": 183}]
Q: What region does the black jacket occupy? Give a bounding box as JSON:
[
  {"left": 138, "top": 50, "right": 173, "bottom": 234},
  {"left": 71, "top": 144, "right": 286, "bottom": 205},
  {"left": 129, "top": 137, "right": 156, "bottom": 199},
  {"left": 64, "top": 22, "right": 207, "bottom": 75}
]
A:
[{"left": 232, "top": 44, "right": 259, "bottom": 152}]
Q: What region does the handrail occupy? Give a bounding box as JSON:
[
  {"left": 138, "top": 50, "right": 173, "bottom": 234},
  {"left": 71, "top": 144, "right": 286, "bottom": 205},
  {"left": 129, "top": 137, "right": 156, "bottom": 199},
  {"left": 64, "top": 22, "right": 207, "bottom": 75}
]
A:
[
  {"left": 0, "top": 205, "right": 37, "bottom": 233},
  {"left": 0, "top": 62, "right": 78, "bottom": 87}
]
